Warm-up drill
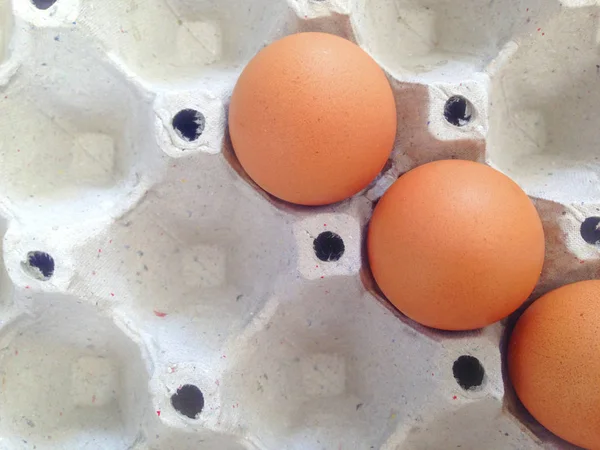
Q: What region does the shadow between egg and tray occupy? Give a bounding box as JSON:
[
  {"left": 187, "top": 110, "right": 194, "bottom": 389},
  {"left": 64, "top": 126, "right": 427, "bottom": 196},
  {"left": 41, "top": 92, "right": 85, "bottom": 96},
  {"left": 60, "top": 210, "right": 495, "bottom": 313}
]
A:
[{"left": 221, "top": 124, "right": 361, "bottom": 217}]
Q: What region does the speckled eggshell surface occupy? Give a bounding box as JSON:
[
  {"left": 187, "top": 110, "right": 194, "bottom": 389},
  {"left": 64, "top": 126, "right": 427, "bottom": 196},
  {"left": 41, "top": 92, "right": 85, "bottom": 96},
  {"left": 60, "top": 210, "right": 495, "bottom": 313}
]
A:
[
  {"left": 228, "top": 32, "right": 397, "bottom": 206},
  {"left": 508, "top": 280, "right": 600, "bottom": 450},
  {"left": 367, "top": 160, "right": 545, "bottom": 331}
]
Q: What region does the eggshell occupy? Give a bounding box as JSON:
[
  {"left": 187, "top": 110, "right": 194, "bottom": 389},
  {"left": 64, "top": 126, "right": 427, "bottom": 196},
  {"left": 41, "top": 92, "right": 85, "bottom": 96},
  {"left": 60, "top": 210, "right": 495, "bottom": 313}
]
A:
[
  {"left": 367, "top": 160, "right": 545, "bottom": 331},
  {"left": 508, "top": 280, "right": 600, "bottom": 449},
  {"left": 228, "top": 32, "right": 397, "bottom": 206}
]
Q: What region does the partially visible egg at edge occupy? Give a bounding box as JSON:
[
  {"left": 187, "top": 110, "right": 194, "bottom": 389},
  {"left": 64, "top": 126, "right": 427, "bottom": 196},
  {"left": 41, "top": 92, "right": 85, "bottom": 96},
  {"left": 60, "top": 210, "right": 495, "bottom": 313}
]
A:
[{"left": 508, "top": 280, "right": 600, "bottom": 450}]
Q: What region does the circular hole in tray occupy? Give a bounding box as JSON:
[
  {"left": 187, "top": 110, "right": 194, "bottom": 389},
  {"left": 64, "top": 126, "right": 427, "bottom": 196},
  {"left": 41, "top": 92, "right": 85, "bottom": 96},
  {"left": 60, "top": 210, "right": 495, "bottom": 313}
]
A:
[
  {"left": 21, "top": 251, "right": 55, "bottom": 281},
  {"left": 31, "top": 0, "right": 57, "bottom": 10},
  {"left": 172, "top": 109, "right": 205, "bottom": 142},
  {"left": 171, "top": 384, "right": 204, "bottom": 419},
  {"left": 453, "top": 355, "right": 485, "bottom": 390},
  {"left": 444, "top": 96, "right": 473, "bottom": 127},
  {"left": 580, "top": 217, "right": 600, "bottom": 245},
  {"left": 313, "top": 231, "right": 345, "bottom": 262}
]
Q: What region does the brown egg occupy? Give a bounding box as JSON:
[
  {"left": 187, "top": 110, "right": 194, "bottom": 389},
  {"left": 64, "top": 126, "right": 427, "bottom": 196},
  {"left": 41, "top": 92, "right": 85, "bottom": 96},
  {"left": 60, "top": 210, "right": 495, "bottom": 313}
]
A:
[
  {"left": 228, "top": 32, "right": 397, "bottom": 206},
  {"left": 367, "top": 160, "right": 545, "bottom": 331},
  {"left": 508, "top": 280, "right": 600, "bottom": 449}
]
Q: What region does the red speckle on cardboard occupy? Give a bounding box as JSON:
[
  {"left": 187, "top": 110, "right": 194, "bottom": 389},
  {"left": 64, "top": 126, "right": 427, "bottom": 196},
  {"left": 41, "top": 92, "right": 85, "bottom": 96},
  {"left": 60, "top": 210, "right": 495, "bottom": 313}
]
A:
[
  {"left": 153, "top": 310, "right": 167, "bottom": 317},
  {"left": 453, "top": 395, "right": 458, "bottom": 400},
  {"left": 156, "top": 410, "right": 161, "bottom": 416}
]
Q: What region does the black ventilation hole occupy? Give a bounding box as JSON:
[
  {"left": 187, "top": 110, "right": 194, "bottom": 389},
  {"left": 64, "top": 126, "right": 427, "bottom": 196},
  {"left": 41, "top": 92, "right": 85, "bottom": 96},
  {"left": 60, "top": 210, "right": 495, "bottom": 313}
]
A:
[
  {"left": 453, "top": 355, "right": 485, "bottom": 390},
  {"left": 580, "top": 217, "right": 600, "bottom": 245},
  {"left": 32, "top": 0, "right": 57, "bottom": 9},
  {"left": 172, "top": 109, "right": 205, "bottom": 142},
  {"left": 444, "top": 96, "right": 473, "bottom": 127},
  {"left": 22, "top": 251, "right": 55, "bottom": 281},
  {"left": 313, "top": 231, "right": 345, "bottom": 262},
  {"left": 171, "top": 384, "right": 204, "bottom": 419}
]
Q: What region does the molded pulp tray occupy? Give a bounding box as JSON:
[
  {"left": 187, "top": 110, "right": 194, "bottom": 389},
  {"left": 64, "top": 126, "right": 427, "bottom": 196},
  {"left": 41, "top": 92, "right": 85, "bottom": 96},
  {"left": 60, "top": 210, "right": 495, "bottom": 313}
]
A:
[{"left": 0, "top": 0, "right": 595, "bottom": 449}]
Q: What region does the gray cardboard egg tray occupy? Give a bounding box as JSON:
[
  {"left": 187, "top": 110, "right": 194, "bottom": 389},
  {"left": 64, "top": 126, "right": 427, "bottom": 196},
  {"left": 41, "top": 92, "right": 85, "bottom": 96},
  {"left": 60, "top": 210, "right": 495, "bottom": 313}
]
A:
[{"left": 0, "top": 0, "right": 594, "bottom": 448}]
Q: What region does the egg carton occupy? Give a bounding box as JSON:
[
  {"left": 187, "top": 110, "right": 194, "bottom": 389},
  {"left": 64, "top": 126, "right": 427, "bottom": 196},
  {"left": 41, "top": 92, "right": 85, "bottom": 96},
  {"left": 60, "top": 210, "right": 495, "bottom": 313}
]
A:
[{"left": 0, "top": 0, "right": 595, "bottom": 449}]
